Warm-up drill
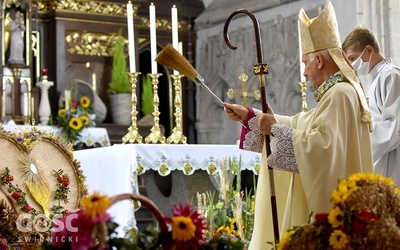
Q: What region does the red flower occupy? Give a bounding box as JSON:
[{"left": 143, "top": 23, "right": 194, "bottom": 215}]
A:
[
  {"left": 62, "top": 176, "right": 70, "bottom": 187},
  {"left": 352, "top": 220, "right": 365, "bottom": 234},
  {"left": 352, "top": 211, "right": 379, "bottom": 234},
  {"left": 355, "top": 211, "right": 379, "bottom": 222},
  {"left": 11, "top": 192, "right": 22, "bottom": 200},
  {"left": 23, "top": 204, "right": 32, "bottom": 212},
  {"left": 165, "top": 203, "right": 207, "bottom": 249},
  {"left": 72, "top": 100, "right": 78, "bottom": 109},
  {"left": 51, "top": 209, "right": 111, "bottom": 249},
  {"left": 57, "top": 176, "right": 63, "bottom": 183},
  {"left": 0, "top": 237, "right": 8, "bottom": 250},
  {"left": 5, "top": 176, "right": 14, "bottom": 182},
  {"left": 314, "top": 213, "right": 329, "bottom": 227}
]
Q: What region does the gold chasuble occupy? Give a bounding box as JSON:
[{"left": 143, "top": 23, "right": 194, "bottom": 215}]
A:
[{"left": 247, "top": 2, "right": 373, "bottom": 249}]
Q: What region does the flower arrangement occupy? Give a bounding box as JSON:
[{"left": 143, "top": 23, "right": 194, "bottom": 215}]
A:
[
  {"left": 197, "top": 157, "right": 255, "bottom": 249},
  {"left": 40, "top": 185, "right": 255, "bottom": 250},
  {"left": 277, "top": 173, "right": 400, "bottom": 250},
  {"left": 56, "top": 95, "right": 95, "bottom": 143},
  {"left": 41, "top": 192, "right": 210, "bottom": 250}
]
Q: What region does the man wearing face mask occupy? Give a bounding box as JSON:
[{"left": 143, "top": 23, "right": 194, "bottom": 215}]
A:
[{"left": 343, "top": 26, "right": 400, "bottom": 186}]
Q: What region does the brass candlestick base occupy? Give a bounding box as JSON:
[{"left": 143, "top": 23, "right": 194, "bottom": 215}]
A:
[
  {"left": 167, "top": 74, "right": 187, "bottom": 144},
  {"left": 298, "top": 81, "right": 308, "bottom": 112},
  {"left": 145, "top": 73, "right": 165, "bottom": 144},
  {"left": 122, "top": 72, "right": 143, "bottom": 144}
]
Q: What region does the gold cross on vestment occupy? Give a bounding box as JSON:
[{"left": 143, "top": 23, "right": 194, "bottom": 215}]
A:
[{"left": 227, "top": 73, "right": 260, "bottom": 107}]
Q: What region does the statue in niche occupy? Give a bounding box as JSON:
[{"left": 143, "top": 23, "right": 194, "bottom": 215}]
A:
[{"left": 7, "top": 9, "right": 26, "bottom": 65}]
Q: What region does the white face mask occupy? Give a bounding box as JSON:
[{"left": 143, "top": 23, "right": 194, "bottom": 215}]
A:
[{"left": 351, "top": 48, "right": 372, "bottom": 75}]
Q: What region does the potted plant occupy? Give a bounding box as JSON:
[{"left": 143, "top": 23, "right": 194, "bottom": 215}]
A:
[
  {"left": 137, "top": 74, "right": 154, "bottom": 126},
  {"left": 108, "top": 29, "right": 132, "bottom": 125}
]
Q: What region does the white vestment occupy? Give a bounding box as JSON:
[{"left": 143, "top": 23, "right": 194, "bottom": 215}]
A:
[
  {"left": 241, "top": 78, "right": 373, "bottom": 249},
  {"left": 367, "top": 60, "right": 400, "bottom": 186}
]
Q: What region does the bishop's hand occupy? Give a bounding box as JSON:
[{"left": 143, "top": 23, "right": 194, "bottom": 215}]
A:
[
  {"left": 257, "top": 104, "right": 277, "bottom": 135},
  {"left": 223, "top": 102, "right": 248, "bottom": 122}
]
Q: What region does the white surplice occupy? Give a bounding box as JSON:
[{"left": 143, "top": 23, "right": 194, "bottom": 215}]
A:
[{"left": 367, "top": 59, "right": 400, "bottom": 186}]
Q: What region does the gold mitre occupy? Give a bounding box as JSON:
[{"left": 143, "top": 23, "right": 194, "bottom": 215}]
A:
[
  {"left": 298, "top": 1, "right": 340, "bottom": 55},
  {"left": 299, "top": 1, "right": 372, "bottom": 130}
]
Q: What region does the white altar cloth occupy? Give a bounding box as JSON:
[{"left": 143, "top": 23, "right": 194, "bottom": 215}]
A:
[
  {"left": 74, "top": 144, "right": 261, "bottom": 236},
  {"left": 2, "top": 124, "right": 111, "bottom": 147}
]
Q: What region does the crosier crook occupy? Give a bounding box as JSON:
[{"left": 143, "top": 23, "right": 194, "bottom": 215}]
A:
[{"left": 223, "top": 8, "right": 280, "bottom": 244}]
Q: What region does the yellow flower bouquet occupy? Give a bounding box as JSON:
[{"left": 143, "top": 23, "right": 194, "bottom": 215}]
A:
[
  {"left": 56, "top": 96, "right": 95, "bottom": 143},
  {"left": 277, "top": 173, "right": 400, "bottom": 250}
]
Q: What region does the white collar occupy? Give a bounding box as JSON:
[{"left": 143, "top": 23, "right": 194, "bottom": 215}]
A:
[{"left": 370, "top": 59, "right": 387, "bottom": 79}]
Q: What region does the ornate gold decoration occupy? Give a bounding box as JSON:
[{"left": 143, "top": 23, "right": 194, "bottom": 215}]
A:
[
  {"left": 137, "top": 162, "right": 144, "bottom": 175},
  {"left": 138, "top": 16, "right": 191, "bottom": 32},
  {"left": 37, "top": 0, "right": 132, "bottom": 16},
  {"left": 145, "top": 73, "right": 166, "bottom": 144},
  {"left": 208, "top": 162, "right": 217, "bottom": 175},
  {"left": 298, "top": 81, "right": 308, "bottom": 112},
  {"left": 253, "top": 64, "right": 269, "bottom": 75},
  {"left": 183, "top": 162, "right": 193, "bottom": 175},
  {"left": 159, "top": 163, "right": 169, "bottom": 176},
  {"left": 254, "top": 163, "right": 260, "bottom": 175},
  {"left": 122, "top": 72, "right": 143, "bottom": 144},
  {"left": 227, "top": 73, "right": 261, "bottom": 107},
  {"left": 65, "top": 31, "right": 122, "bottom": 56},
  {"left": 4, "top": 0, "right": 23, "bottom": 8},
  {"left": 19, "top": 153, "right": 51, "bottom": 216},
  {"left": 167, "top": 74, "right": 187, "bottom": 144}
]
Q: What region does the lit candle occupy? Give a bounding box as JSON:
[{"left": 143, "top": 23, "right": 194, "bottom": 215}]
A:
[
  {"left": 298, "top": 20, "right": 306, "bottom": 82},
  {"left": 149, "top": 3, "right": 157, "bottom": 74},
  {"left": 127, "top": 1, "right": 136, "bottom": 72},
  {"left": 171, "top": 5, "right": 179, "bottom": 75}
]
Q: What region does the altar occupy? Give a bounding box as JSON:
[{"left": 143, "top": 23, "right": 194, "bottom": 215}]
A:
[
  {"left": 1, "top": 124, "right": 111, "bottom": 148},
  {"left": 74, "top": 143, "right": 261, "bottom": 236}
]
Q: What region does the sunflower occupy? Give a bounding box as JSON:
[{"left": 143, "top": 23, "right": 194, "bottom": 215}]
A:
[
  {"left": 80, "top": 115, "right": 90, "bottom": 126},
  {"left": 81, "top": 192, "right": 111, "bottom": 219},
  {"left": 331, "top": 180, "right": 355, "bottom": 205},
  {"left": 80, "top": 96, "right": 91, "bottom": 108},
  {"left": 276, "top": 230, "right": 295, "bottom": 250},
  {"left": 329, "top": 229, "right": 348, "bottom": 249},
  {"left": 328, "top": 206, "right": 344, "bottom": 228},
  {"left": 166, "top": 203, "right": 207, "bottom": 249},
  {"left": 69, "top": 117, "right": 83, "bottom": 130},
  {"left": 215, "top": 225, "right": 232, "bottom": 235},
  {"left": 58, "top": 109, "right": 66, "bottom": 117}
]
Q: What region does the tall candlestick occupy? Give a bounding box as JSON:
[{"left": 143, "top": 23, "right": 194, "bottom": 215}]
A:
[
  {"left": 171, "top": 5, "right": 179, "bottom": 75},
  {"left": 298, "top": 20, "right": 306, "bottom": 82},
  {"left": 149, "top": 3, "right": 157, "bottom": 74},
  {"left": 127, "top": 1, "right": 136, "bottom": 72}
]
